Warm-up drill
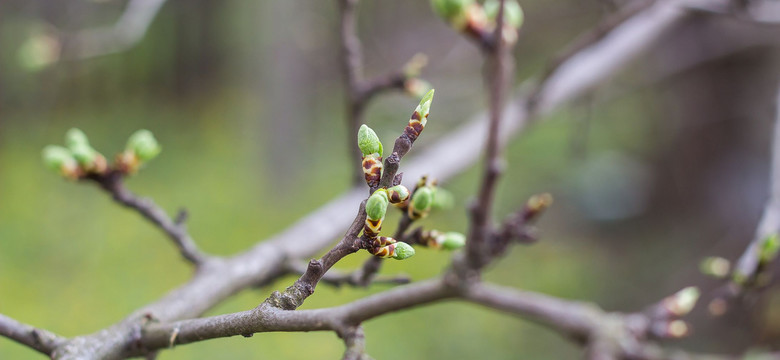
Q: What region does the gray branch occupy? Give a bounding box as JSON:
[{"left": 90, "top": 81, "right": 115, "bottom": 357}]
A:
[
  {"left": 732, "top": 81, "right": 780, "bottom": 283},
  {"left": 60, "top": 0, "right": 168, "bottom": 61},
  {"left": 90, "top": 172, "right": 209, "bottom": 266},
  {"left": 0, "top": 313, "right": 65, "bottom": 356}
]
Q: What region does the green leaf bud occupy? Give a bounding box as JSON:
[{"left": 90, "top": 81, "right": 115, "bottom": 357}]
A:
[
  {"left": 387, "top": 185, "right": 411, "bottom": 204},
  {"left": 18, "top": 32, "right": 60, "bottom": 72},
  {"left": 65, "top": 128, "right": 89, "bottom": 148},
  {"left": 366, "top": 189, "right": 389, "bottom": 221},
  {"left": 760, "top": 233, "right": 780, "bottom": 263},
  {"left": 441, "top": 232, "right": 466, "bottom": 250},
  {"left": 415, "top": 89, "right": 435, "bottom": 124},
  {"left": 70, "top": 142, "right": 97, "bottom": 167},
  {"left": 431, "top": 187, "right": 454, "bottom": 210},
  {"left": 392, "top": 242, "right": 416, "bottom": 260},
  {"left": 663, "top": 286, "right": 700, "bottom": 317},
  {"left": 127, "top": 129, "right": 161, "bottom": 161},
  {"left": 484, "top": 0, "right": 524, "bottom": 29},
  {"left": 431, "top": 0, "right": 473, "bottom": 22},
  {"left": 699, "top": 257, "right": 730, "bottom": 278},
  {"left": 357, "top": 124, "right": 383, "bottom": 157},
  {"left": 42, "top": 145, "right": 76, "bottom": 172},
  {"left": 411, "top": 187, "right": 433, "bottom": 213}
]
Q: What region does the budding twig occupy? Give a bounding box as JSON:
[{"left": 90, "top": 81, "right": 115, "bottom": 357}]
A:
[
  {"left": 338, "top": 0, "right": 431, "bottom": 185},
  {"left": 465, "top": 0, "right": 515, "bottom": 272}
]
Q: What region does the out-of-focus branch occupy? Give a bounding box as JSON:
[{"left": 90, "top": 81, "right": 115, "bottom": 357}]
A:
[
  {"left": 465, "top": 0, "right": 515, "bottom": 272},
  {"left": 0, "top": 313, "right": 65, "bottom": 356},
  {"left": 58, "top": 0, "right": 168, "bottom": 61},
  {"left": 88, "top": 171, "right": 209, "bottom": 266},
  {"left": 731, "top": 82, "right": 780, "bottom": 286},
  {"left": 528, "top": 0, "right": 730, "bottom": 116},
  {"left": 337, "top": 0, "right": 428, "bottom": 185}
]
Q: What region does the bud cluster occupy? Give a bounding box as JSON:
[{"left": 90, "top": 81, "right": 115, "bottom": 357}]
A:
[
  {"left": 650, "top": 286, "right": 700, "bottom": 339},
  {"left": 364, "top": 189, "right": 416, "bottom": 260},
  {"left": 430, "top": 0, "right": 524, "bottom": 45},
  {"left": 42, "top": 128, "right": 161, "bottom": 179}
]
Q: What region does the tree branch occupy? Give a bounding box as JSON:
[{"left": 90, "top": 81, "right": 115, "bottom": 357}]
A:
[
  {"left": 284, "top": 260, "right": 410, "bottom": 288},
  {"left": 0, "top": 313, "right": 66, "bottom": 356},
  {"left": 337, "top": 0, "right": 428, "bottom": 185},
  {"left": 58, "top": 0, "right": 168, "bottom": 61},
  {"left": 731, "top": 81, "right": 780, "bottom": 286},
  {"left": 88, "top": 171, "right": 209, "bottom": 266}
]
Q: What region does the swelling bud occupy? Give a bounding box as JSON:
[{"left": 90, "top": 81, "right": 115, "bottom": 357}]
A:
[
  {"left": 392, "top": 242, "right": 415, "bottom": 260},
  {"left": 65, "top": 128, "right": 89, "bottom": 148},
  {"left": 441, "top": 232, "right": 466, "bottom": 250},
  {"left": 484, "top": 0, "right": 524, "bottom": 28},
  {"left": 357, "top": 124, "right": 383, "bottom": 157},
  {"left": 366, "top": 189, "right": 390, "bottom": 221},
  {"left": 127, "top": 129, "right": 161, "bottom": 161},
  {"left": 42, "top": 145, "right": 79, "bottom": 179}
]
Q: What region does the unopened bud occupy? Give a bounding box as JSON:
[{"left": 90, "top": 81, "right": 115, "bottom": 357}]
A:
[
  {"left": 357, "top": 124, "right": 383, "bottom": 157},
  {"left": 387, "top": 185, "right": 411, "bottom": 204},
  {"left": 441, "top": 232, "right": 466, "bottom": 250},
  {"left": 431, "top": 187, "right": 454, "bottom": 210},
  {"left": 699, "top": 257, "right": 730, "bottom": 278},
  {"left": 127, "top": 129, "right": 161, "bottom": 161},
  {"left": 366, "top": 189, "right": 389, "bottom": 221},
  {"left": 409, "top": 187, "right": 434, "bottom": 219},
  {"left": 760, "top": 233, "right": 780, "bottom": 264},
  {"left": 70, "top": 142, "right": 97, "bottom": 167},
  {"left": 18, "top": 32, "right": 61, "bottom": 71},
  {"left": 416, "top": 89, "right": 435, "bottom": 124},
  {"left": 392, "top": 242, "right": 415, "bottom": 260},
  {"left": 662, "top": 286, "right": 700, "bottom": 317},
  {"left": 666, "top": 320, "right": 690, "bottom": 338},
  {"left": 484, "top": 0, "right": 524, "bottom": 28},
  {"left": 65, "top": 128, "right": 89, "bottom": 148},
  {"left": 431, "top": 0, "right": 474, "bottom": 25},
  {"left": 42, "top": 145, "right": 79, "bottom": 179},
  {"left": 524, "top": 193, "right": 553, "bottom": 221}
]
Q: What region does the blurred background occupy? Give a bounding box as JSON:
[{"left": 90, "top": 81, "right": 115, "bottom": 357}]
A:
[{"left": 2, "top": 0, "right": 780, "bottom": 358}]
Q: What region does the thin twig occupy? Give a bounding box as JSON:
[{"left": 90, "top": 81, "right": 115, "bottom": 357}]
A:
[
  {"left": 284, "top": 260, "right": 410, "bottom": 288},
  {"left": 732, "top": 81, "right": 780, "bottom": 285},
  {"left": 88, "top": 171, "right": 209, "bottom": 266},
  {"left": 0, "top": 313, "right": 66, "bottom": 356},
  {"left": 466, "top": 0, "right": 515, "bottom": 271},
  {"left": 353, "top": 213, "right": 414, "bottom": 286},
  {"left": 59, "top": 0, "right": 168, "bottom": 61},
  {"left": 337, "top": 0, "right": 419, "bottom": 185}
]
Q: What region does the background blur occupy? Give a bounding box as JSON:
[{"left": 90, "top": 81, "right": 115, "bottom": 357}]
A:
[{"left": 2, "top": 0, "right": 780, "bottom": 358}]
